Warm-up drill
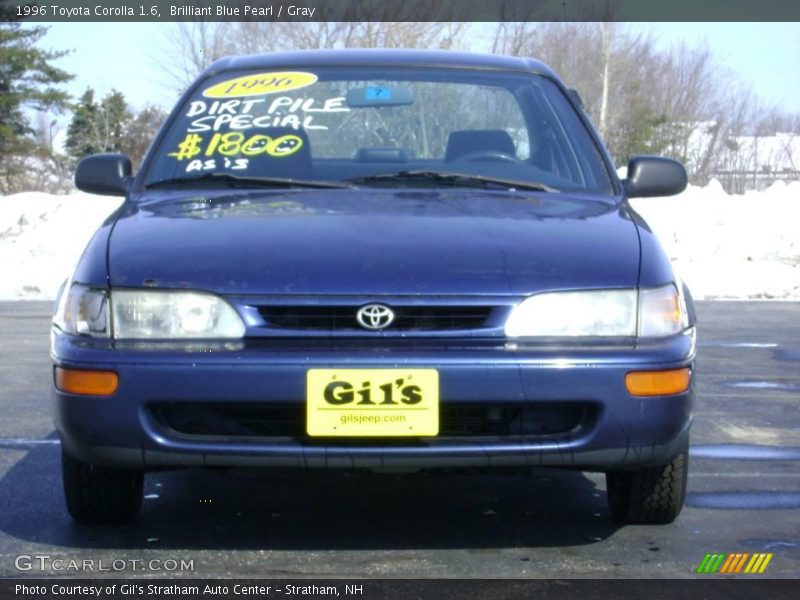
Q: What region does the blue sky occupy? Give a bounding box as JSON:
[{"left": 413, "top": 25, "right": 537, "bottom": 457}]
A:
[
  {"left": 631, "top": 22, "right": 800, "bottom": 113},
  {"left": 34, "top": 22, "right": 800, "bottom": 114}
]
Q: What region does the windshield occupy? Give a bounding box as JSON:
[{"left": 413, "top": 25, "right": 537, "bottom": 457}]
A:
[{"left": 145, "top": 66, "right": 614, "bottom": 194}]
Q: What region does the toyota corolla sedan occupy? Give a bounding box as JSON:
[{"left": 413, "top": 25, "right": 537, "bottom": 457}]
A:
[{"left": 52, "top": 49, "right": 695, "bottom": 525}]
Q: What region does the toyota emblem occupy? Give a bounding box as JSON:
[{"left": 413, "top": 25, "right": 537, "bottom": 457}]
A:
[{"left": 356, "top": 304, "right": 395, "bottom": 330}]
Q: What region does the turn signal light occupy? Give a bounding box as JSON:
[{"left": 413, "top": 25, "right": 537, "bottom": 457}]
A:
[
  {"left": 55, "top": 367, "right": 118, "bottom": 396},
  {"left": 625, "top": 368, "right": 691, "bottom": 397}
]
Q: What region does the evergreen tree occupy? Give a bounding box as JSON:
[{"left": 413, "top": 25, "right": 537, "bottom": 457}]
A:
[
  {"left": 65, "top": 88, "right": 132, "bottom": 165},
  {"left": 607, "top": 104, "right": 675, "bottom": 167},
  {"left": 126, "top": 105, "right": 167, "bottom": 168},
  {"left": 100, "top": 90, "right": 129, "bottom": 152},
  {"left": 65, "top": 89, "right": 99, "bottom": 160},
  {"left": 0, "top": 22, "right": 72, "bottom": 192}
]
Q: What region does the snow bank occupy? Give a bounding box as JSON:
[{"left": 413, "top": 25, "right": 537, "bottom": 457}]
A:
[
  {"left": 630, "top": 178, "right": 800, "bottom": 300},
  {"left": 0, "top": 192, "right": 123, "bottom": 300},
  {"left": 0, "top": 181, "right": 798, "bottom": 300}
]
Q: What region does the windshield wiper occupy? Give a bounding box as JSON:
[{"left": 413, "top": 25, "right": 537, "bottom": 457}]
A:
[
  {"left": 146, "top": 172, "right": 354, "bottom": 189},
  {"left": 346, "top": 170, "right": 558, "bottom": 192}
]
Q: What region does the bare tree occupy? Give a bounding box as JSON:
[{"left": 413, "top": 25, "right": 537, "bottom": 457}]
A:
[
  {"left": 488, "top": 23, "right": 731, "bottom": 174},
  {"left": 160, "top": 22, "right": 236, "bottom": 91},
  {"left": 489, "top": 22, "right": 531, "bottom": 56},
  {"left": 19, "top": 112, "right": 73, "bottom": 193},
  {"left": 598, "top": 23, "right": 613, "bottom": 138},
  {"left": 160, "top": 20, "right": 467, "bottom": 86}
]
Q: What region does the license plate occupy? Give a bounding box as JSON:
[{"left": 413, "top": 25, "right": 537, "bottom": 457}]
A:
[{"left": 307, "top": 369, "right": 439, "bottom": 437}]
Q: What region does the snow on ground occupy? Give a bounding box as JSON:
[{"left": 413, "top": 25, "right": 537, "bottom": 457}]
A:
[
  {"left": 630, "top": 178, "right": 800, "bottom": 300},
  {"left": 0, "top": 180, "right": 798, "bottom": 300},
  {"left": 0, "top": 192, "right": 123, "bottom": 300}
]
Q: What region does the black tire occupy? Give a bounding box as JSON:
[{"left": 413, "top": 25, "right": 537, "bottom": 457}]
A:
[
  {"left": 62, "top": 451, "right": 144, "bottom": 524},
  {"left": 606, "top": 449, "right": 688, "bottom": 524}
]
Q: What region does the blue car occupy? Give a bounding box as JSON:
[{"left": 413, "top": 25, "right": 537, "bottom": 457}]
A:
[{"left": 52, "top": 49, "right": 695, "bottom": 525}]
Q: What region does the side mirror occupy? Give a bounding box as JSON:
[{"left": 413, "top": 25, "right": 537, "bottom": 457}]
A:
[
  {"left": 75, "top": 153, "right": 133, "bottom": 196},
  {"left": 623, "top": 156, "right": 687, "bottom": 198}
]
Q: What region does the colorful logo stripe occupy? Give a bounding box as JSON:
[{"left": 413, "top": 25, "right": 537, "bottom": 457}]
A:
[
  {"left": 744, "top": 553, "right": 773, "bottom": 573},
  {"left": 696, "top": 553, "right": 725, "bottom": 573},
  {"left": 696, "top": 553, "right": 773, "bottom": 574}
]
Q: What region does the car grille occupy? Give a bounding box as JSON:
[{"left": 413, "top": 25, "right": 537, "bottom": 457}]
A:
[
  {"left": 257, "top": 305, "right": 494, "bottom": 331},
  {"left": 151, "top": 403, "right": 591, "bottom": 441}
]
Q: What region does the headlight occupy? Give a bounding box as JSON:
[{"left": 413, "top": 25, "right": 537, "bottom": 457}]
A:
[
  {"left": 505, "top": 289, "right": 637, "bottom": 337},
  {"left": 504, "top": 284, "right": 688, "bottom": 338},
  {"left": 111, "top": 290, "right": 245, "bottom": 339},
  {"left": 53, "top": 284, "right": 109, "bottom": 337},
  {"left": 638, "top": 283, "right": 689, "bottom": 337}
]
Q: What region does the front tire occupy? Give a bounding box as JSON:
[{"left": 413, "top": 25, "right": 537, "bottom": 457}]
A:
[
  {"left": 606, "top": 449, "right": 688, "bottom": 524},
  {"left": 62, "top": 451, "right": 143, "bottom": 524}
]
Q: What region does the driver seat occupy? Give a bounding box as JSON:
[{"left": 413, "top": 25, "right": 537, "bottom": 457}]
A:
[{"left": 444, "top": 129, "right": 516, "bottom": 162}]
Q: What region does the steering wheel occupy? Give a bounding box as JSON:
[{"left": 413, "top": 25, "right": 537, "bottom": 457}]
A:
[{"left": 450, "top": 150, "right": 525, "bottom": 165}]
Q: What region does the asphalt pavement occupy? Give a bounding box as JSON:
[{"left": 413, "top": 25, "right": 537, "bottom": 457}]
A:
[{"left": 0, "top": 301, "right": 798, "bottom": 578}]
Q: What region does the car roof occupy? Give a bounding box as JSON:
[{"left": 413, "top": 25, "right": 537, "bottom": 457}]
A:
[{"left": 204, "top": 48, "right": 558, "bottom": 80}]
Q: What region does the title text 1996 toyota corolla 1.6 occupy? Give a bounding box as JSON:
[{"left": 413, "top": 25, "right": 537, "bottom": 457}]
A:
[{"left": 52, "top": 49, "right": 695, "bottom": 525}]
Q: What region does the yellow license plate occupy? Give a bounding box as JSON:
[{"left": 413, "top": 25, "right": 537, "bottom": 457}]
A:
[{"left": 307, "top": 369, "right": 439, "bottom": 437}]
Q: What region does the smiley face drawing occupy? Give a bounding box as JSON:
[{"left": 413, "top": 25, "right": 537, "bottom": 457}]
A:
[
  {"left": 266, "top": 134, "right": 304, "bottom": 157},
  {"left": 239, "top": 133, "right": 304, "bottom": 158}
]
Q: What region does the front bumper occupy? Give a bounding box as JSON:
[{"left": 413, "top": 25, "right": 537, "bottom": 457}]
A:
[{"left": 51, "top": 330, "right": 695, "bottom": 471}]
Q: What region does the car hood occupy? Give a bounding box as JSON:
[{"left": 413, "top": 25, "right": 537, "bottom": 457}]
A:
[{"left": 108, "top": 189, "right": 639, "bottom": 296}]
